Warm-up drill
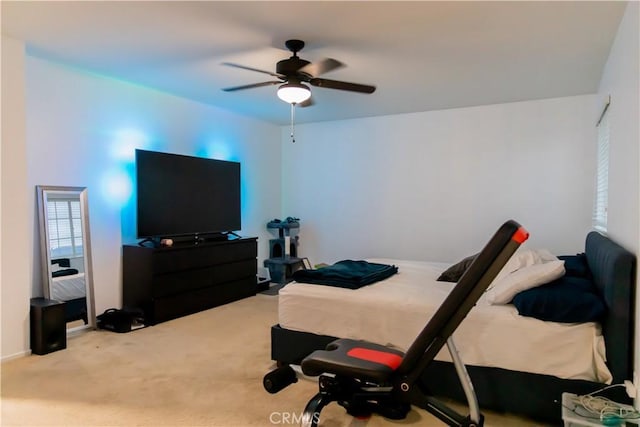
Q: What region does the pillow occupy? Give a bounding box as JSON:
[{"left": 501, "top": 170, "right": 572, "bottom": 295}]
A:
[
  {"left": 485, "top": 260, "right": 565, "bottom": 304},
  {"left": 492, "top": 248, "right": 558, "bottom": 284},
  {"left": 512, "top": 276, "right": 606, "bottom": 323},
  {"left": 52, "top": 268, "right": 79, "bottom": 278},
  {"left": 558, "top": 253, "right": 592, "bottom": 278},
  {"left": 437, "top": 253, "right": 477, "bottom": 282}
]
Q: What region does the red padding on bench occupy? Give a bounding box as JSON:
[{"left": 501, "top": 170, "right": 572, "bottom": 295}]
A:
[{"left": 347, "top": 347, "right": 403, "bottom": 370}]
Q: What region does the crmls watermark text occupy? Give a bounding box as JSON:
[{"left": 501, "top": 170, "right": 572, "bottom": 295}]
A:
[{"left": 269, "top": 412, "right": 321, "bottom": 425}]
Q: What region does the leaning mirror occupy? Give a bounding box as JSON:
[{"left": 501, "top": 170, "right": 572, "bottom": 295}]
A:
[{"left": 36, "top": 185, "right": 96, "bottom": 333}]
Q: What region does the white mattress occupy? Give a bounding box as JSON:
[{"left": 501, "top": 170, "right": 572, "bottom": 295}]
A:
[
  {"left": 278, "top": 258, "right": 611, "bottom": 383},
  {"left": 51, "top": 273, "right": 86, "bottom": 301}
]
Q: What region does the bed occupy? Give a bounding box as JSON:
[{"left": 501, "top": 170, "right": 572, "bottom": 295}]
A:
[
  {"left": 51, "top": 272, "right": 88, "bottom": 324},
  {"left": 269, "top": 231, "right": 636, "bottom": 423}
]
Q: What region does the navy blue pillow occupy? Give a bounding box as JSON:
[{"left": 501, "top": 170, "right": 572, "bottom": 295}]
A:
[
  {"left": 558, "top": 253, "right": 592, "bottom": 279},
  {"left": 512, "top": 276, "right": 606, "bottom": 323}
]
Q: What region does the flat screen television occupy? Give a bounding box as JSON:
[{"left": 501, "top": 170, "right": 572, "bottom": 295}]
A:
[{"left": 135, "top": 149, "right": 241, "bottom": 239}]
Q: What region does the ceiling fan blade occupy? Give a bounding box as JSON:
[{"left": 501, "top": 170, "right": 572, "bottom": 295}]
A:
[
  {"left": 221, "top": 62, "right": 283, "bottom": 79},
  {"left": 309, "top": 78, "right": 376, "bottom": 94},
  {"left": 298, "top": 58, "right": 344, "bottom": 78},
  {"left": 222, "top": 81, "right": 281, "bottom": 92}
]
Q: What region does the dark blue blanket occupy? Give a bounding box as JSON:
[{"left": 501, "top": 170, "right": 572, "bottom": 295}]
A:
[{"left": 292, "top": 260, "right": 398, "bottom": 289}]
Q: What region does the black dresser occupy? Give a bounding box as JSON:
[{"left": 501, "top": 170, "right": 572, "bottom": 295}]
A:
[{"left": 123, "top": 237, "right": 257, "bottom": 325}]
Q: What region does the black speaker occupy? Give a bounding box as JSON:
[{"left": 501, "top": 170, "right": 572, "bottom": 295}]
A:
[{"left": 30, "top": 298, "right": 67, "bottom": 355}]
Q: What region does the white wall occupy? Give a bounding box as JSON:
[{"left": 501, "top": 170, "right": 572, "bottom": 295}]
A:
[
  {"left": 1, "top": 35, "right": 30, "bottom": 359},
  {"left": 282, "top": 95, "right": 596, "bottom": 266},
  {"left": 597, "top": 1, "right": 640, "bottom": 401},
  {"left": 2, "top": 51, "right": 283, "bottom": 359}
]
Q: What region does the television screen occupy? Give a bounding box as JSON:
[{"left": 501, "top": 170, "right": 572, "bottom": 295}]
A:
[{"left": 136, "top": 149, "right": 241, "bottom": 238}]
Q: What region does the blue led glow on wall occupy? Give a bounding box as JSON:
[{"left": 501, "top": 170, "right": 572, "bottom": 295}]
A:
[
  {"left": 101, "top": 127, "right": 155, "bottom": 239},
  {"left": 101, "top": 168, "right": 133, "bottom": 206},
  {"left": 197, "top": 139, "right": 236, "bottom": 161},
  {"left": 101, "top": 127, "right": 153, "bottom": 207},
  {"left": 109, "top": 128, "right": 153, "bottom": 162}
]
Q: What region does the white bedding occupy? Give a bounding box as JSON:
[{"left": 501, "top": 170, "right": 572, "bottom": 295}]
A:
[
  {"left": 278, "top": 258, "right": 611, "bottom": 383},
  {"left": 51, "top": 273, "right": 86, "bottom": 301}
]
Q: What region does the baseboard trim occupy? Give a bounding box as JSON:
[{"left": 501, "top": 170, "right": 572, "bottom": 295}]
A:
[{"left": 2, "top": 349, "right": 31, "bottom": 362}]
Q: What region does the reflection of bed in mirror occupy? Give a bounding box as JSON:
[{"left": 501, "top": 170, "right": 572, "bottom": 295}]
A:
[{"left": 51, "top": 271, "right": 87, "bottom": 324}]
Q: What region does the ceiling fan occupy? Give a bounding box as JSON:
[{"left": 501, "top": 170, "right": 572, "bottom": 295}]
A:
[{"left": 221, "top": 39, "right": 376, "bottom": 106}]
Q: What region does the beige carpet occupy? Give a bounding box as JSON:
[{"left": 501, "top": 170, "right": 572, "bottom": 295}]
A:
[{"left": 1, "top": 294, "right": 547, "bottom": 426}]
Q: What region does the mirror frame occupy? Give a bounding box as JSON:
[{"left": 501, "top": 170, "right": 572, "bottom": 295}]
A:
[{"left": 36, "top": 185, "right": 96, "bottom": 333}]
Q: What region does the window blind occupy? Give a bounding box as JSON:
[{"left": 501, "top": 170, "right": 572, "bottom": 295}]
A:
[
  {"left": 47, "top": 199, "right": 83, "bottom": 258},
  {"left": 593, "top": 99, "right": 610, "bottom": 233}
]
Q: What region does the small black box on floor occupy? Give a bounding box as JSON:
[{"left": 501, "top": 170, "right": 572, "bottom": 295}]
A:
[
  {"left": 30, "top": 298, "right": 67, "bottom": 355},
  {"left": 257, "top": 278, "right": 271, "bottom": 292},
  {"left": 256, "top": 267, "right": 271, "bottom": 292}
]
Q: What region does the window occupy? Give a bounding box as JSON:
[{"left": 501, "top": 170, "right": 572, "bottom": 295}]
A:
[
  {"left": 593, "top": 98, "right": 610, "bottom": 233},
  {"left": 47, "top": 199, "right": 83, "bottom": 259}
]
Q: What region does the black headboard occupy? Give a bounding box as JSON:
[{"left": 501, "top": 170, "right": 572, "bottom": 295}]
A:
[{"left": 585, "top": 231, "right": 636, "bottom": 383}]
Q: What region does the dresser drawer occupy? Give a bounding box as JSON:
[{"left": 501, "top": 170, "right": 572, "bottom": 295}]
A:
[
  {"left": 152, "top": 240, "right": 256, "bottom": 274},
  {"left": 152, "top": 277, "right": 256, "bottom": 323},
  {"left": 152, "top": 259, "right": 257, "bottom": 298}
]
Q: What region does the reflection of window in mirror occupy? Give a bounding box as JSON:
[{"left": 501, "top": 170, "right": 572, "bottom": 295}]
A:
[{"left": 47, "top": 196, "right": 84, "bottom": 274}]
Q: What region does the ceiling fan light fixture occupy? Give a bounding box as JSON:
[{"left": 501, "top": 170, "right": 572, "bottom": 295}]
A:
[{"left": 277, "top": 82, "right": 311, "bottom": 104}]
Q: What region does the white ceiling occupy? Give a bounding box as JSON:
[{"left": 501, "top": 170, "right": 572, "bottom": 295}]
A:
[{"left": 2, "top": 1, "right": 627, "bottom": 125}]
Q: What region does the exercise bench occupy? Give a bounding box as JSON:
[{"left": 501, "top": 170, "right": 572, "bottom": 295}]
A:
[{"left": 264, "top": 220, "right": 529, "bottom": 427}]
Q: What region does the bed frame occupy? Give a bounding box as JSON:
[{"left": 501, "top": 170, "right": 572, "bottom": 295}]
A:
[{"left": 270, "top": 231, "right": 636, "bottom": 423}]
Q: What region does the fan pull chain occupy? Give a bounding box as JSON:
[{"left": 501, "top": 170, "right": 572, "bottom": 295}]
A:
[{"left": 290, "top": 103, "right": 296, "bottom": 143}]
